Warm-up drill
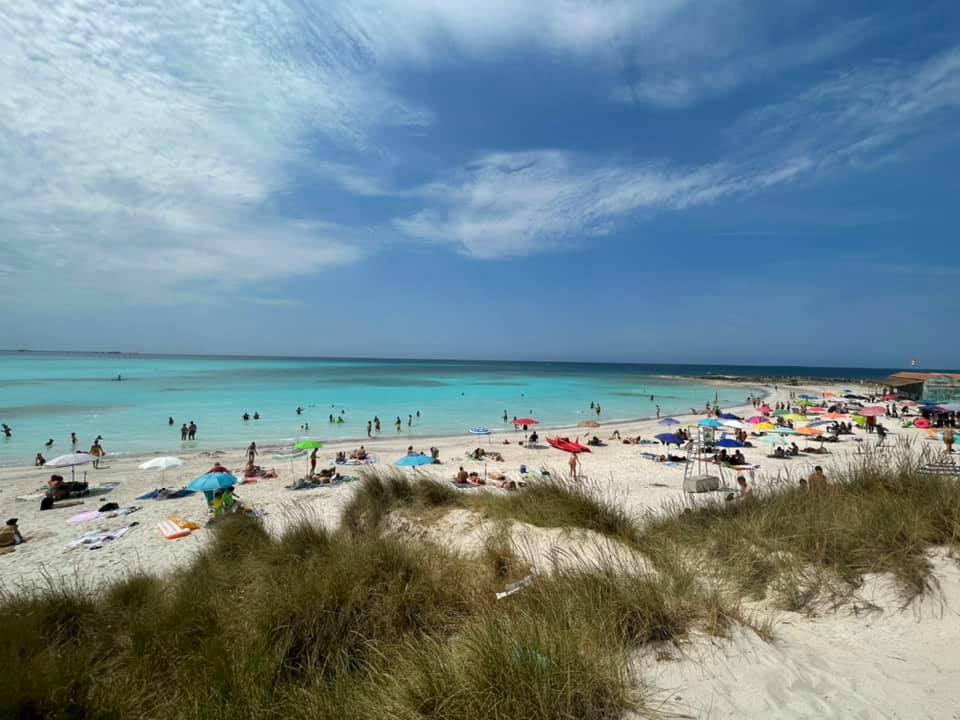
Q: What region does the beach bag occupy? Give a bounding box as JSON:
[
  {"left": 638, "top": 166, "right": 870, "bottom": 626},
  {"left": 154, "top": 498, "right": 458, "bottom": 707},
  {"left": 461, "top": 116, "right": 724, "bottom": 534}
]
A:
[{"left": 99, "top": 502, "right": 119, "bottom": 512}]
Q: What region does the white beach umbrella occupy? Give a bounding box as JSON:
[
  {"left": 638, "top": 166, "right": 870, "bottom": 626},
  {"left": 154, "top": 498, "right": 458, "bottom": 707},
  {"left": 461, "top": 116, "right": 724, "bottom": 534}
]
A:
[
  {"left": 138, "top": 456, "right": 184, "bottom": 471},
  {"left": 139, "top": 456, "right": 184, "bottom": 483},
  {"left": 45, "top": 452, "right": 94, "bottom": 481},
  {"left": 720, "top": 420, "right": 752, "bottom": 431}
]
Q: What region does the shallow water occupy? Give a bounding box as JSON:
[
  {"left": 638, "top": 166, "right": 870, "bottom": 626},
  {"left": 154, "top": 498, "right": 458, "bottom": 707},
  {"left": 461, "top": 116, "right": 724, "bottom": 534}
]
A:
[{"left": 0, "top": 352, "right": 892, "bottom": 463}]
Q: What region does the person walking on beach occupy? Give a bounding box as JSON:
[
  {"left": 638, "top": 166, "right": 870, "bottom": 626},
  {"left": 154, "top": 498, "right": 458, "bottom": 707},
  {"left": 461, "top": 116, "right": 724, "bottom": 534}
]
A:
[
  {"left": 367, "top": 421, "right": 372, "bottom": 438},
  {"left": 944, "top": 427, "right": 955, "bottom": 454},
  {"left": 309, "top": 448, "right": 318, "bottom": 476},
  {"left": 568, "top": 453, "right": 579, "bottom": 480},
  {"left": 188, "top": 421, "right": 197, "bottom": 440},
  {"left": 395, "top": 417, "right": 402, "bottom": 432},
  {"left": 247, "top": 442, "right": 258, "bottom": 467},
  {"left": 90, "top": 439, "right": 104, "bottom": 468}
]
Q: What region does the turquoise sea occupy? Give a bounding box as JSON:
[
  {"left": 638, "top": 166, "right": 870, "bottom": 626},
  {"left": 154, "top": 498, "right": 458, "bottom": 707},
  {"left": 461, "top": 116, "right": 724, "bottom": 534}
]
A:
[{"left": 0, "top": 353, "right": 898, "bottom": 464}]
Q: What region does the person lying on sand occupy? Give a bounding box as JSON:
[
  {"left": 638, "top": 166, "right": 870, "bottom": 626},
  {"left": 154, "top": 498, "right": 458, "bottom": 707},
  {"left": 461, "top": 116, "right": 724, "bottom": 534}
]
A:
[{"left": 208, "top": 462, "right": 230, "bottom": 474}]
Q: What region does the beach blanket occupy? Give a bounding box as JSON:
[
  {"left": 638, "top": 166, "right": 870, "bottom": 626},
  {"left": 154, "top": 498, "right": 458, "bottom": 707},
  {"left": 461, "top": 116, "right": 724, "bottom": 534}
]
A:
[
  {"left": 65, "top": 524, "right": 134, "bottom": 551},
  {"left": 137, "top": 488, "right": 196, "bottom": 500},
  {"left": 336, "top": 456, "right": 377, "bottom": 465}
]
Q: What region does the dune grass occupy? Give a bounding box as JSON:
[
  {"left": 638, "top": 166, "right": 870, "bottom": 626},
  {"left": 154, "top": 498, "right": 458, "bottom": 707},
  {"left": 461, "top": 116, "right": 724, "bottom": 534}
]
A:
[
  {"left": 342, "top": 469, "right": 641, "bottom": 546},
  {"left": 0, "top": 510, "right": 701, "bottom": 720},
  {"left": 637, "top": 445, "right": 960, "bottom": 608}
]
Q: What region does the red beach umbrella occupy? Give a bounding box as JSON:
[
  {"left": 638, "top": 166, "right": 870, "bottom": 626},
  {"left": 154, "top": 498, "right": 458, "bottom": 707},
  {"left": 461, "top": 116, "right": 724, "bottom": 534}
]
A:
[{"left": 513, "top": 418, "right": 538, "bottom": 428}]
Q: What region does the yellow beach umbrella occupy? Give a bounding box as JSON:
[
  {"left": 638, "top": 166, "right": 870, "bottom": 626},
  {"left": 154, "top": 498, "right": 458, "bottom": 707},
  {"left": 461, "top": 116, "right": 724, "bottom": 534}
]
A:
[{"left": 755, "top": 422, "right": 776, "bottom": 431}]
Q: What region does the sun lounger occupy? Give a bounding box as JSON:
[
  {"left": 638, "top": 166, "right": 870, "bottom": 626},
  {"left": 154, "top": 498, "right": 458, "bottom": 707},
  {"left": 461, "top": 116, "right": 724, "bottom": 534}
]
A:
[
  {"left": 919, "top": 463, "right": 960, "bottom": 477},
  {"left": 157, "top": 519, "right": 192, "bottom": 540}
]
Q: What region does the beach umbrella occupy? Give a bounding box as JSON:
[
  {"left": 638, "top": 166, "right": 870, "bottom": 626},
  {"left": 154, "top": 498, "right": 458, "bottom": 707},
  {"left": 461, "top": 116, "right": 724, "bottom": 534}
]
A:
[
  {"left": 748, "top": 416, "right": 765, "bottom": 424},
  {"left": 796, "top": 427, "right": 822, "bottom": 436},
  {"left": 772, "top": 409, "right": 790, "bottom": 417},
  {"left": 294, "top": 439, "right": 324, "bottom": 450},
  {"left": 698, "top": 419, "right": 722, "bottom": 428},
  {"left": 45, "top": 452, "right": 94, "bottom": 481},
  {"left": 513, "top": 418, "right": 538, "bottom": 429},
  {"left": 395, "top": 454, "right": 434, "bottom": 468},
  {"left": 469, "top": 426, "right": 492, "bottom": 445},
  {"left": 716, "top": 438, "right": 743, "bottom": 448},
  {"left": 139, "top": 456, "right": 183, "bottom": 471},
  {"left": 654, "top": 433, "right": 683, "bottom": 446},
  {"left": 139, "top": 456, "right": 184, "bottom": 484},
  {"left": 822, "top": 412, "right": 847, "bottom": 420},
  {"left": 785, "top": 414, "right": 808, "bottom": 423},
  {"left": 771, "top": 427, "right": 796, "bottom": 435},
  {"left": 658, "top": 417, "right": 680, "bottom": 426},
  {"left": 799, "top": 394, "right": 818, "bottom": 400},
  {"left": 717, "top": 412, "right": 740, "bottom": 420},
  {"left": 941, "top": 403, "right": 960, "bottom": 412},
  {"left": 721, "top": 420, "right": 751, "bottom": 431},
  {"left": 754, "top": 422, "right": 776, "bottom": 431},
  {"left": 823, "top": 392, "right": 835, "bottom": 398},
  {"left": 273, "top": 448, "right": 307, "bottom": 477},
  {"left": 858, "top": 407, "right": 885, "bottom": 417},
  {"left": 758, "top": 405, "right": 772, "bottom": 414},
  {"left": 188, "top": 471, "right": 236, "bottom": 492},
  {"left": 806, "top": 407, "right": 826, "bottom": 414},
  {"left": 761, "top": 435, "right": 790, "bottom": 446}
]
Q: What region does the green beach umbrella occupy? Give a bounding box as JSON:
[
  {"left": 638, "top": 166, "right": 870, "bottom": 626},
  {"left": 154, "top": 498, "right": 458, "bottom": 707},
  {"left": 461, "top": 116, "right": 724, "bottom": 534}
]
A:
[
  {"left": 761, "top": 434, "right": 790, "bottom": 446},
  {"left": 294, "top": 440, "right": 324, "bottom": 450}
]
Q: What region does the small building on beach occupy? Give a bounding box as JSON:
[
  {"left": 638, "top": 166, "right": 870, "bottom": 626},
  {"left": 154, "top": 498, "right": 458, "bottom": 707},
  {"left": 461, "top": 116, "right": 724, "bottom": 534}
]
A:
[{"left": 886, "top": 372, "right": 960, "bottom": 402}]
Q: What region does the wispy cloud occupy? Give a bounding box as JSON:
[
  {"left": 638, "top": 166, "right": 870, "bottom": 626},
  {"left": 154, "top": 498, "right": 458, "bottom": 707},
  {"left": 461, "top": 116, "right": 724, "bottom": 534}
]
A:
[
  {"left": 395, "top": 46, "right": 960, "bottom": 258},
  {"left": 0, "top": 0, "right": 426, "bottom": 299}
]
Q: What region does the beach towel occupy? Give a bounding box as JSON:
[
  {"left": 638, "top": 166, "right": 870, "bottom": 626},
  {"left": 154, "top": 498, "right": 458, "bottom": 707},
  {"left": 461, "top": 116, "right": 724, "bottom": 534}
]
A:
[
  {"left": 65, "top": 525, "right": 133, "bottom": 551},
  {"left": 137, "top": 488, "right": 196, "bottom": 500},
  {"left": 336, "top": 456, "right": 376, "bottom": 465},
  {"left": 167, "top": 515, "right": 201, "bottom": 530},
  {"left": 67, "top": 510, "right": 101, "bottom": 525},
  {"left": 451, "top": 481, "right": 477, "bottom": 489},
  {"left": 158, "top": 519, "right": 191, "bottom": 540}
]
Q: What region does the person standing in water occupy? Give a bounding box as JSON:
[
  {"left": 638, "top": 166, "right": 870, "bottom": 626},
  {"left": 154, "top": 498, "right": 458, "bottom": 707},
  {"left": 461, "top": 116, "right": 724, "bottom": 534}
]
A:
[
  {"left": 180, "top": 424, "right": 188, "bottom": 441},
  {"left": 367, "top": 421, "right": 372, "bottom": 438},
  {"left": 408, "top": 414, "right": 413, "bottom": 428},
  {"left": 395, "top": 417, "right": 402, "bottom": 432},
  {"left": 502, "top": 410, "right": 508, "bottom": 423},
  {"left": 70, "top": 432, "right": 78, "bottom": 447},
  {"left": 655, "top": 405, "right": 660, "bottom": 419},
  {"left": 188, "top": 421, "right": 197, "bottom": 440},
  {"left": 374, "top": 417, "right": 381, "bottom": 433},
  {"left": 90, "top": 439, "right": 104, "bottom": 468}
]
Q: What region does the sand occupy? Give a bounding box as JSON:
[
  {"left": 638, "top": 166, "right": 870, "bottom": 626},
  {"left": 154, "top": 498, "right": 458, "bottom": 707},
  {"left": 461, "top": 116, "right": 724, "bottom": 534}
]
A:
[{"left": 0, "top": 379, "right": 956, "bottom": 718}]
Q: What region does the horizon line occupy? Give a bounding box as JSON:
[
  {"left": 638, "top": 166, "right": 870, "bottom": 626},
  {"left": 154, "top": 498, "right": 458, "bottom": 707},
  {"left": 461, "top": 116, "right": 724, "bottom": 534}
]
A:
[{"left": 0, "top": 348, "right": 942, "bottom": 374}]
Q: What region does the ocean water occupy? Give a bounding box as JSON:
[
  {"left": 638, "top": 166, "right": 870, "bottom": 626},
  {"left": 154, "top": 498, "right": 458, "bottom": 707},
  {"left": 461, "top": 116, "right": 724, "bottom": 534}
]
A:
[{"left": 0, "top": 353, "right": 898, "bottom": 464}]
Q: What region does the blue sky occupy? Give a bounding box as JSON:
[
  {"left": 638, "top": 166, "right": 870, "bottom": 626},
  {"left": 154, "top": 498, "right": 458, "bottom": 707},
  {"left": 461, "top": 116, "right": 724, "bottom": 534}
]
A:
[{"left": 1, "top": 0, "right": 958, "bottom": 368}]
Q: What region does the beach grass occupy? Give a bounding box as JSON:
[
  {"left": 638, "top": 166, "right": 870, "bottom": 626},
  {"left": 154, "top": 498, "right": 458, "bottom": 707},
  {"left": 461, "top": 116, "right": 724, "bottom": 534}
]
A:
[{"left": 637, "top": 443, "right": 960, "bottom": 609}]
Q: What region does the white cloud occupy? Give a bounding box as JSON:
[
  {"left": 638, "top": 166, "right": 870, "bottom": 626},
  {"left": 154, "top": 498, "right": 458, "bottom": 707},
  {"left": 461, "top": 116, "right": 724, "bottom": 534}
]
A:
[
  {"left": 0, "top": 0, "right": 427, "bottom": 300},
  {"left": 395, "top": 47, "right": 960, "bottom": 258}
]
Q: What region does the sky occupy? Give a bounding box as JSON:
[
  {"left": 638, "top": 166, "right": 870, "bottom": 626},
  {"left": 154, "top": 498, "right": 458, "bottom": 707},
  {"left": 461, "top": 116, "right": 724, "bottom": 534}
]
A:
[{"left": 1, "top": 0, "right": 958, "bottom": 369}]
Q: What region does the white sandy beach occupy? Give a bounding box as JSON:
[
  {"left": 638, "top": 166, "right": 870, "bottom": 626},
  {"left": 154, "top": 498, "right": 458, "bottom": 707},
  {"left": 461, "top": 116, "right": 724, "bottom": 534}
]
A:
[{"left": 0, "top": 379, "right": 957, "bottom": 719}]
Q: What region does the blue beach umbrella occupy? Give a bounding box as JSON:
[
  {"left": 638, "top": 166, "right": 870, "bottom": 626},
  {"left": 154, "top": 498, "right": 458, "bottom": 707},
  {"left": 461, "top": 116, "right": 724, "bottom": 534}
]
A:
[
  {"left": 188, "top": 471, "right": 237, "bottom": 492},
  {"left": 718, "top": 412, "right": 740, "bottom": 420},
  {"left": 470, "top": 426, "right": 492, "bottom": 444},
  {"left": 654, "top": 433, "right": 683, "bottom": 446},
  {"left": 799, "top": 394, "right": 818, "bottom": 400},
  {"left": 658, "top": 418, "right": 680, "bottom": 426},
  {"left": 395, "top": 454, "right": 434, "bottom": 468},
  {"left": 698, "top": 419, "right": 722, "bottom": 428},
  {"left": 716, "top": 438, "right": 743, "bottom": 448}
]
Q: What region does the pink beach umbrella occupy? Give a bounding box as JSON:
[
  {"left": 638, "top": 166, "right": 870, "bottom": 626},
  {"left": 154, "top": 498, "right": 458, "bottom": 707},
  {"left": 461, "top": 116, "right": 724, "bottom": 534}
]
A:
[
  {"left": 758, "top": 405, "right": 772, "bottom": 415},
  {"left": 858, "top": 407, "right": 886, "bottom": 417},
  {"left": 806, "top": 407, "right": 826, "bottom": 414},
  {"left": 748, "top": 416, "right": 765, "bottom": 424}
]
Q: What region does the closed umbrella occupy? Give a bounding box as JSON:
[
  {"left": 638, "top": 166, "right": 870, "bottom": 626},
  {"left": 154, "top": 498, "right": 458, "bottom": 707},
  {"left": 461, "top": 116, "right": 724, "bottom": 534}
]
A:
[{"left": 45, "top": 452, "right": 94, "bottom": 482}]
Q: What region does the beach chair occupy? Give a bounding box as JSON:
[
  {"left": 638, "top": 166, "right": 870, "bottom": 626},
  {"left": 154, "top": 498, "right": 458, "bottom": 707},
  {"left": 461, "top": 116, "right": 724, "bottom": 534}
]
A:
[{"left": 919, "top": 463, "right": 960, "bottom": 478}]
